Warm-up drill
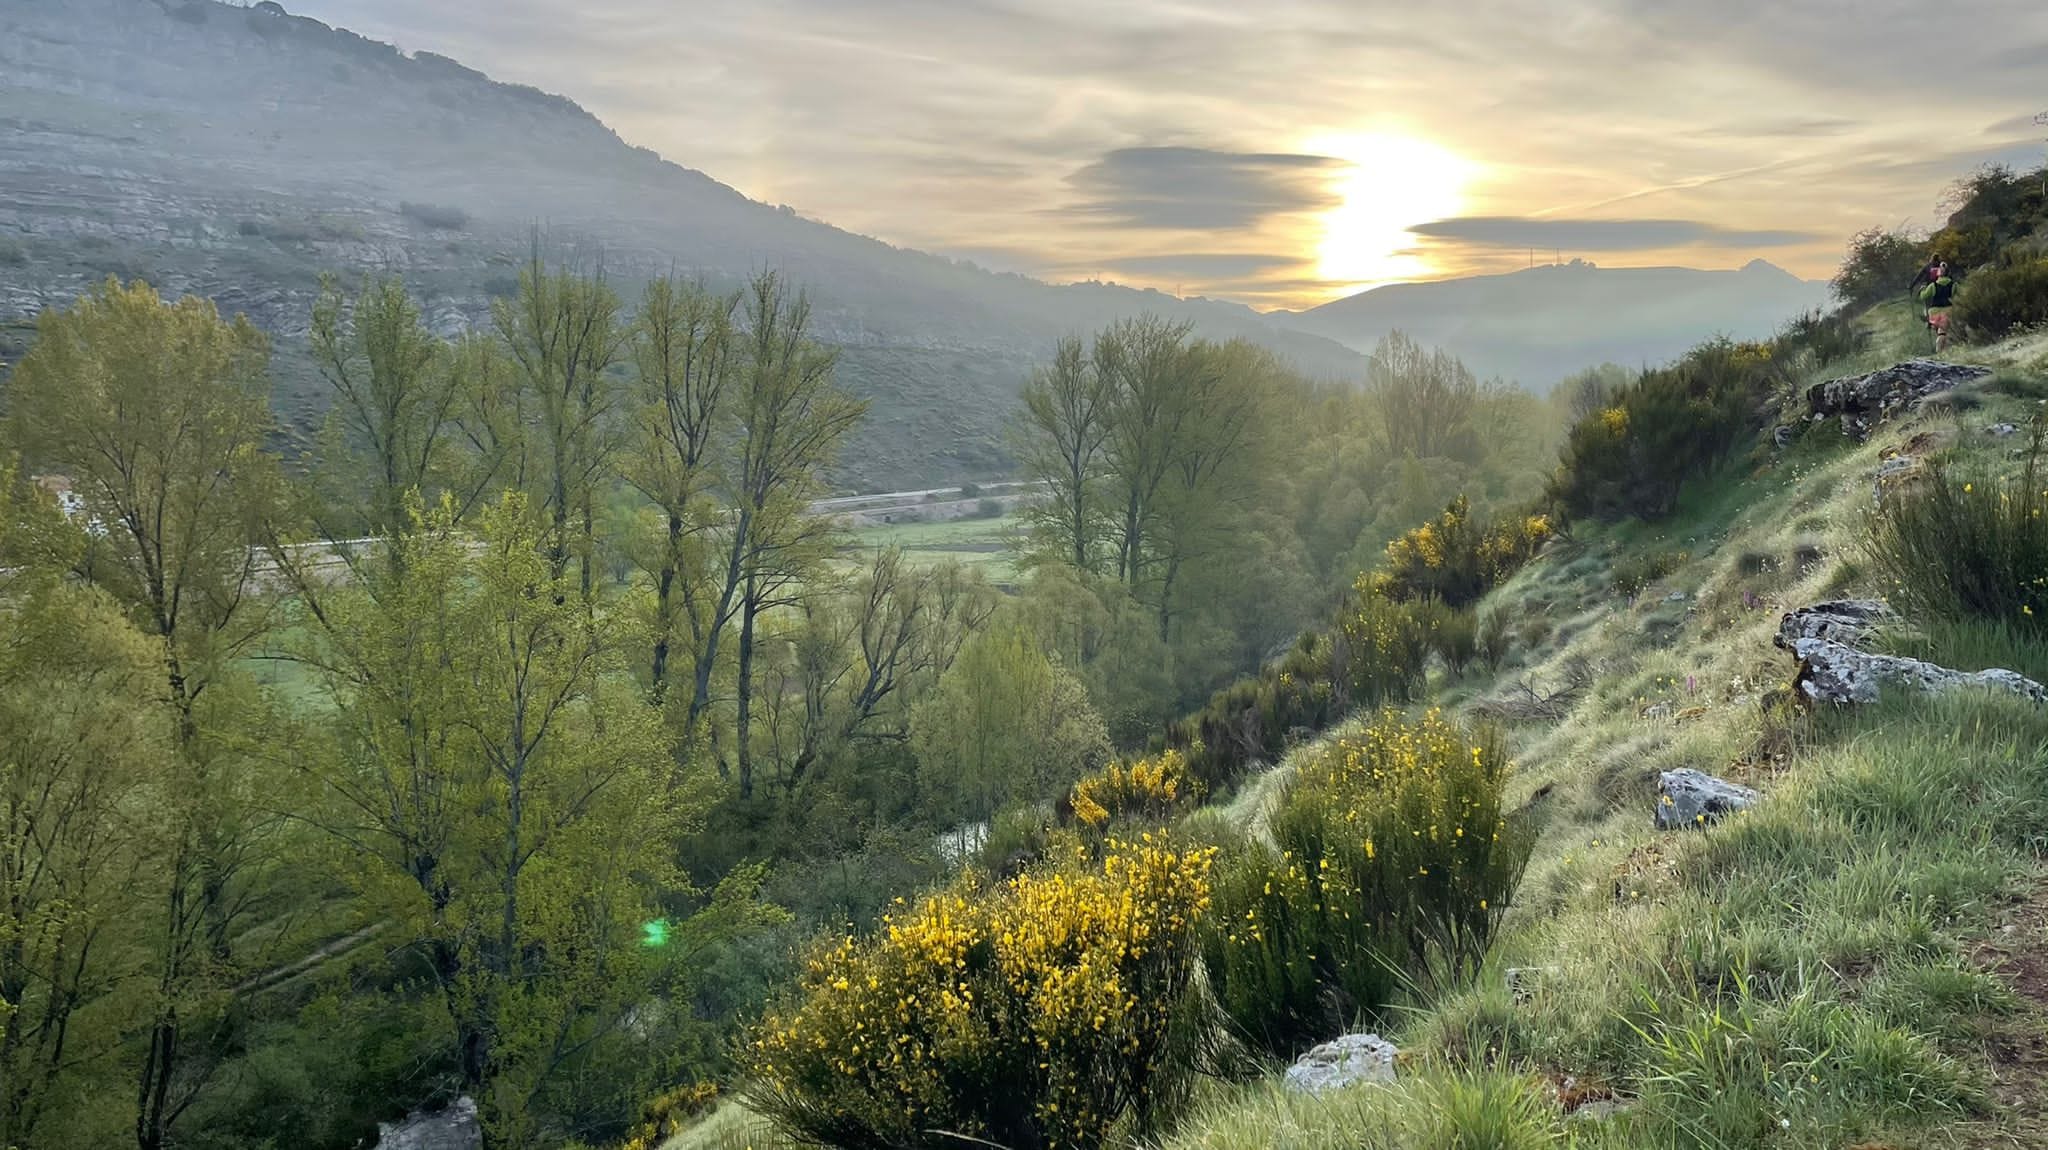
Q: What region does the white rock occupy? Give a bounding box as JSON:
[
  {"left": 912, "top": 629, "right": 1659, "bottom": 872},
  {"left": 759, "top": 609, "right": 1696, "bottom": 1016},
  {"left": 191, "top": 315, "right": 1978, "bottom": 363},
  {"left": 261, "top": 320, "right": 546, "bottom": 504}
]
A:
[
  {"left": 1790, "top": 639, "right": 2048, "bottom": 706},
  {"left": 1283, "top": 1033, "right": 1398, "bottom": 1095}
]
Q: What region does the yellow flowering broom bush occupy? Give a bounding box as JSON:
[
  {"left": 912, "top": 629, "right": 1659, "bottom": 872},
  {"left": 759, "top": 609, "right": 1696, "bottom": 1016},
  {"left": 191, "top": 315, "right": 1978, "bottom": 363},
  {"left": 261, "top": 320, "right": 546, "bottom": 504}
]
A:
[
  {"left": 1371, "top": 496, "right": 1552, "bottom": 607},
  {"left": 1068, "top": 749, "right": 1195, "bottom": 829},
  {"left": 748, "top": 836, "right": 1216, "bottom": 1150},
  {"left": 1202, "top": 710, "right": 1534, "bottom": 1058}
]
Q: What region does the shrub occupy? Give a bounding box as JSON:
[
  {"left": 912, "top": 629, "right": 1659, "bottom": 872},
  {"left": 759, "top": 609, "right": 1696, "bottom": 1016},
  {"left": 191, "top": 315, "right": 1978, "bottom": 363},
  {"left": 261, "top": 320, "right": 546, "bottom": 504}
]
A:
[
  {"left": 974, "top": 497, "right": 1004, "bottom": 519},
  {"left": 1070, "top": 749, "right": 1195, "bottom": 829},
  {"left": 1478, "top": 609, "right": 1512, "bottom": 673},
  {"left": 978, "top": 805, "right": 1054, "bottom": 878},
  {"left": 749, "top": 838, "right": 1217, "bottom": 1150},
  {"left": 1831, "top": 227, "right": 1927, "bottom": 308},
  {"left": 399, "top": 200, "right": 470, "bottom": 231},
  {"left": 1424, "top": 601, "right": 1479, "bottom": 677},
  {"left": 1203, "top": 711, "right": 1535, "bottom": 1058},
  {"left": 1864, "top": 421, "right": 2048, "bottom": 635},
  {"left": 1373, "top": 496, "right": 1550, "bottom": 607},
  {"left": 1777, "top": 308, "right": 1864, "bottom": 369},
  {"left": 1954, "top": 246, "right": 2048, "bottom": 341},
  {"left": 1341, "top": 589, "right": 1430, "bottom": 706},
  {"left": 1550, "top": 340, "right": 1781, "bottom": 522},
  {"left": 1167, "top": 634, "right": 1347, "bottom": 796}
]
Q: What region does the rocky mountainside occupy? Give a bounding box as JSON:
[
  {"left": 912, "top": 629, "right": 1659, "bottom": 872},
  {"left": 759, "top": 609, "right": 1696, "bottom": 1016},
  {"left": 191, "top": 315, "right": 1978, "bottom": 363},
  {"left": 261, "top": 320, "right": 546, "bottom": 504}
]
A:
[
  {"left": 0, "top": 0, "right": 1368, "bottom": 489},
  {"left": 0, "top": 0, "right": 1835, "bottom": 488},
  {"left": 1279, "top": 259, "right": 1831, "bottom": 386}
]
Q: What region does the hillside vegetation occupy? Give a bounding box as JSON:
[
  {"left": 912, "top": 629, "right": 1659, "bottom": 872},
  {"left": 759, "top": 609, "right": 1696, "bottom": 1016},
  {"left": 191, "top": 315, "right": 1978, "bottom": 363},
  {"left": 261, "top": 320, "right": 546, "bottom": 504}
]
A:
[{"left": 670, "top": 168, "right": 2048, "bottom": 1150}]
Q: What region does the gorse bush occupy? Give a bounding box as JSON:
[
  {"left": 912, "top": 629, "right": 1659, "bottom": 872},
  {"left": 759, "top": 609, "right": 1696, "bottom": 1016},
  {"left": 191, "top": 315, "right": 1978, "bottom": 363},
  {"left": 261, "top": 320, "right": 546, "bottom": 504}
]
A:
[
  {"left": 1341, "top": 588, "right": 1431, "bottom": 708},
  {"left": 1372, "top": 496, "right": 1551, "bottom": 608},
  {"left": 1549, "top": 339, "right": 1782, "bottom": 522},
  {"left": 1202, "top": 711, "right": 1534, "bottom": 1058},
  {"left": 1954, "top": 245, "right": 2048, "bottom": 341},
  {"left": 1418, "top": 599, "right": 1479, "bottom": 677},
  {"left": 749, "top": 837, "right": 1217, "bottom": 1150},
  {"left": 1865, "top": 421, "right": 2048, "bottom": 635},
  {"left": 1070, "top": 749, "right": 1196, "bottom": 829}
]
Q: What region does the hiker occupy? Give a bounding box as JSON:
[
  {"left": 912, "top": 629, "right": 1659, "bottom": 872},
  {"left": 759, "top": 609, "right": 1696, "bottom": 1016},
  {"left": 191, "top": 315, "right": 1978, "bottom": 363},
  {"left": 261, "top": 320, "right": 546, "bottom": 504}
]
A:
[
  {"left": 1920, "top": 267, "right": 1957, "bottom": 352},
  {"left": 1910, "top": 254, "right": 1949, "bottom": 295}
]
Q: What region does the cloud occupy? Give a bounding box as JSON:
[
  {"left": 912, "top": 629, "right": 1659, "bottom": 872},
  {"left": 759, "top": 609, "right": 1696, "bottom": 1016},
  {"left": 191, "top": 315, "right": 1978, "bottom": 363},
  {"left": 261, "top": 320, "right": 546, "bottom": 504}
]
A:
[
  {"left": 1061, "top": 147, "right": 1343, "bottom": 230},
  {"left": 1410, "top": 217, "right": 1821, "bottom": 251},
  {"left": 1687, "top": 117, "right": 1860, "bottom": 139}
]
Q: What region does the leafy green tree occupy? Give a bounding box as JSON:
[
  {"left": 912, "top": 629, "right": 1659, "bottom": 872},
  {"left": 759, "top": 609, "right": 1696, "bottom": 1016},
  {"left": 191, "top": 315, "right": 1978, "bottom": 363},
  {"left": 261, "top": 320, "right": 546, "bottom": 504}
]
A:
[
  {"left": 6, "top": 279, "right": 287, "bottom": 1150},
  {"left": 307, "top": 275, "right": 473, "bottom": 546},
  {"left": 621, "top": 275, "right": 740, "bottom": 698},
  {"left": 1097, "top": 316, "right": 1211, "bottom": 589},
  {"left": 910, "top": 617, "right": 1110, "bottom": 825},
  {"left": 493, "top": 253, "right": 627, "bottom": 599},
  {"left": 289, "top": 492, "right": 696, "bottom": 1148},
  {"left": 750, "top": 550, "right": 996, "bottom": 797},
  {"left": 1368, "top": 330, "right": 1478, "bottom": 463},
  {"left": 722, "top": 273, "right": 866, "bottom": 800},
  {"left": 0, "top": 467, "right": 171, "bottom": 1150}
]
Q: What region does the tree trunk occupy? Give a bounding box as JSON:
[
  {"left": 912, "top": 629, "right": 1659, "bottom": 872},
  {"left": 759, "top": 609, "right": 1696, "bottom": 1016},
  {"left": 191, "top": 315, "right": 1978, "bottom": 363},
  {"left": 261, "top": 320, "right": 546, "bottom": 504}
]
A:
[
  {"left": 651, "top": 513, "right": 683, "bottom": 697},
  {"left": 736, "top": 574, "right": 758, "bottom": 801}
]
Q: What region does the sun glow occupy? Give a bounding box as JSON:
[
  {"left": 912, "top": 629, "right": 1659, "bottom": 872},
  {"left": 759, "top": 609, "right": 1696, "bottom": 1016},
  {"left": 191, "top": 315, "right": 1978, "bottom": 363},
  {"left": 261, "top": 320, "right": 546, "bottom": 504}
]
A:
[{"left": 1306, "top": 133, "right": 1478, "bottom": 293}]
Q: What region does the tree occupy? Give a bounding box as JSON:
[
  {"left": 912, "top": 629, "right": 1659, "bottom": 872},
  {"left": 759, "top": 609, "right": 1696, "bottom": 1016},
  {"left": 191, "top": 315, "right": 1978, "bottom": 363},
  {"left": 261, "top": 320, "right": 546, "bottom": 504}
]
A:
[
  {"left": 1368, "top": 331, "right": 1478, "bottom": 463},
  {"left": 493, "top": 252, "right": 626, "bottom": 599},
  {"left": 1097, "top": 316, "right": 1212, "bottom": 589},
  {"left": 6, "top": 279, "right": 286, "bottom": 1150},
  {"left": 307, "top": 275, "right": 473, "bottom": 548},
  {"left": 1013, "top": 335, "right": 1113, "bottom": 572},
  {"left": 0, "top": 467, "right": 170, "bottom": 1150},
  {"left": 751, "top": 551, "right": 997, "bottom": 797},
  {"left": 621, "top": 275, "right": 740, "bottom": 699},
  {"left": 719, "top": 273, "right": 866, "bottom": 800},
  {"left": 289, "top": 493, "right": 692, "bottom": 1148},
  {"left": 1147, "top": 339, "right": 1268, "bottom": 642},
  {"left": 910, "top": 617, "right": 1111, "bottom": 825}
]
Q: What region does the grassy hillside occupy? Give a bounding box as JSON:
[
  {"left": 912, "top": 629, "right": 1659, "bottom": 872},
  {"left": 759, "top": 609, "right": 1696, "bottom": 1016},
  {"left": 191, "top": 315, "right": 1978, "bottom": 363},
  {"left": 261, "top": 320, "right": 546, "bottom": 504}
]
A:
[
  {"left": 666, "top": 302, "right": 2048, "bottom": 1150},
  {"left": 1149, "top": 305, "right": 2048, "bottom": 1148}
]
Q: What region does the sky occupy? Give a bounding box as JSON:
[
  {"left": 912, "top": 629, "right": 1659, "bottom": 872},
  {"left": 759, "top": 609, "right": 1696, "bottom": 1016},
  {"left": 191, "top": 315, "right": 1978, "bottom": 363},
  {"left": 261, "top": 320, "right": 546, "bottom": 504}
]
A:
[{"left": 291, "top": 0, "right": 2048, "bottom": 310}]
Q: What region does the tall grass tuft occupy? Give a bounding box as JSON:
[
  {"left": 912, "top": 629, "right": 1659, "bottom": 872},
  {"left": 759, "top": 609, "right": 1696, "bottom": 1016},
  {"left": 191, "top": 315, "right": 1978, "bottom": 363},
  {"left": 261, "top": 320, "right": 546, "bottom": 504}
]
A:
[{"left": 1865, "top": 419, "right": 2048, "bottom": 634}]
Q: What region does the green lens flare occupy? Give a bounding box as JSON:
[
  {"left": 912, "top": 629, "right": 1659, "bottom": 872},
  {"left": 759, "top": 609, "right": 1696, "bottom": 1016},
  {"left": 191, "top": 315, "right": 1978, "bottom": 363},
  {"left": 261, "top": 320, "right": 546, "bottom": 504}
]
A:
[{"left": 641, "top": 919, "right": 669, "bottom": 948}]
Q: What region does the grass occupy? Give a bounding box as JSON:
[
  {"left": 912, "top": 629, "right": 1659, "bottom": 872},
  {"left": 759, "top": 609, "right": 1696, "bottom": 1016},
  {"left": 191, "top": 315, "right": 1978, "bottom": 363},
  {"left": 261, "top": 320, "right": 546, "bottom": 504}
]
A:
[
  {"left": 1148, "top": 318, "right": 2048, "bottom": 1150},
  {"left": 844, "top": 512, "right": 1020, "bottom": 582}
]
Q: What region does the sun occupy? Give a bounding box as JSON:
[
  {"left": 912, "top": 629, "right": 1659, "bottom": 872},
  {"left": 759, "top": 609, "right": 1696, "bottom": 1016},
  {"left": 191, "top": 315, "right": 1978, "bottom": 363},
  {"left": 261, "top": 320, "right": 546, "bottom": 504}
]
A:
[{"left": 1304, "top": 133, "right": 1477, "bottom": 292}]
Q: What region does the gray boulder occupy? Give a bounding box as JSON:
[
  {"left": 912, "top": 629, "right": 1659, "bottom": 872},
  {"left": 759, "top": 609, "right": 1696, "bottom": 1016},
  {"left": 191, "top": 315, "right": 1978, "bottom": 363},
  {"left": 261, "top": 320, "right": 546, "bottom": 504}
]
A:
[
  {"left": 1774, "top": 600, "right": 1892, "bottom": 651},
  {"left": 1789, "top": 639, "right": 2048, "bottom": 706},
  {"left": 1987, "top": 423, "right": 2020, "bottom": 438},
  {"left": 375, "top": 1098, "right": 480, "bottom": 1150},
  {"left": 1656, "top": 769, "right": 1759, "bottom": 830},
  {"left": 1283, "top": 1033, "right": 1398, "bottom": 1095},
  {"left": 1806, "top": 360, "right": 1994, "bottom": 439}
]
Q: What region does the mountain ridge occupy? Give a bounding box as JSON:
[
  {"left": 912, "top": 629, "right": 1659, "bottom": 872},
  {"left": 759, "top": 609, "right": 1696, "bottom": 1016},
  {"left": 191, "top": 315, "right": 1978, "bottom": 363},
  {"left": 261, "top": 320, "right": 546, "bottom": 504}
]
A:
[
  {"left": 1276, "top": 258, "right": 1832, "bottom": 383},
  {"left": 0, "top": 0, "right": 1831, "bottom": 486}
]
